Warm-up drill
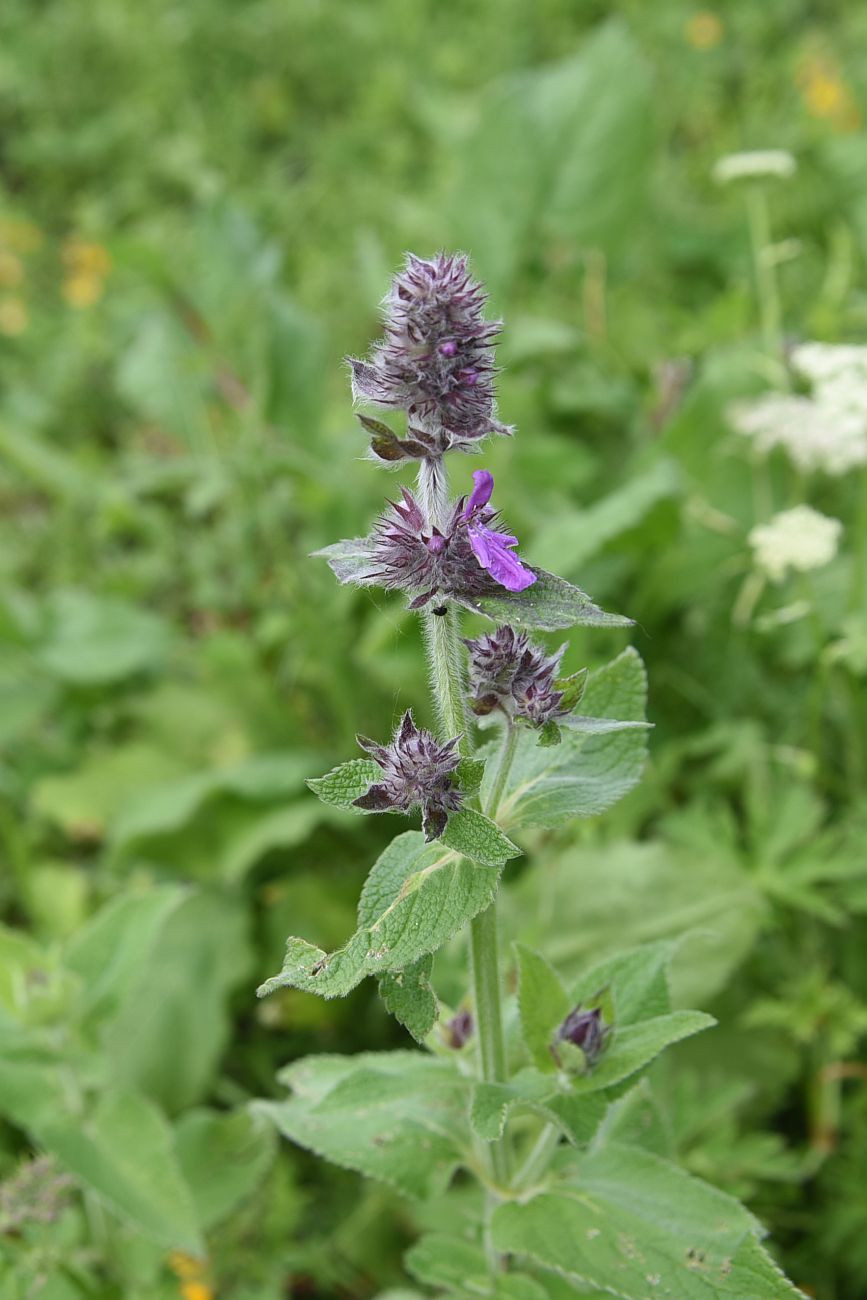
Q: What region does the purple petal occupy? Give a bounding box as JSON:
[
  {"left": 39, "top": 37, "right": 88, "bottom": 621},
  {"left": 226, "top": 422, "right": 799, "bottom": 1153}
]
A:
[
  {"left": 468, "top": 524, "right": 537, "bottom": 593},
  {"left": 464, "top": 469, "right": 494, "bottom": 518}
]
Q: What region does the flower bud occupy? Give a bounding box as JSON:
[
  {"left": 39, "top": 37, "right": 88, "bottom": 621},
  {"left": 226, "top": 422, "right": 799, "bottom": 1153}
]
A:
[
  {"left": 446, "top": 1008, "right": 474, "bottom": 1049},
  {"left": 551, "top": 1006, "right": 608, "bottom": 1070},
  {"left": 464, "top": 624, "right": 572, "bottom": 728},
  {"left": 353, "top": 710, "right": 462, "bottom": 840}
]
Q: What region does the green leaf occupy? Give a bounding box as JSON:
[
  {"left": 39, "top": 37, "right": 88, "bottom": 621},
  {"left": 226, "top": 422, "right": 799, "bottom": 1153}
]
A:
[
  {"left": 532, "top": 459, "right": 683, "bottom": 577},
  {"left": 307, "top": 757, "right": 380, "bottom": 809},
  {"left": 405, "top": 1233, "right": 489, "bottom": 1293},
  {"left": 516, "top": 943, "right": 571, "bottom": 1073},
  {"left": 452, "top": 23, "right": 655, "bottom": 293},
  {"left": 440, "top": 807, "right": 521, "bottom": 866},
  {"left": 65, "top": 886, "right": 186, "bottom": 1027},
  {"left": 378, "top": 957, "right": 439, "bottom": 1043},
  {"left": 457, "top": 756, "right": 486, "bottom": 795},
  {"left": 490, "top": 649, "right": 648, "bottom": 831},
  {"left": 571, "top": 940, "right": 678, "bottom": 1026},
  {"left": 507, "top": 839, "right": 766, "bottom": 1007},
  {"left": 405, "top": 1234, "right": 550, "bottom": 1298},
  {"left": 313, "top": 537, "right": 377, "bottom": 585},
  {"left": 492, "top": 1143, "right": 803, "bottom": 1298},
  {"left": 258, "top": 832, "right": 501, "bottom": 999},
  {"left": 100, "top": 891, "right": 252, "bottom": 1113},
  {"left": 455, "top": 568, "right": 632, "bottom": 631},
  {"left": 570, "top": 1010, "right": 715, "bottom": 1095},
  {"left": 174, "top": 1105, "right": 276, "bottom": 1231},
  {"left": 36, "top": 1089, "right": 202, "bottom": 1254},
  {"left": 256, "top": 1052, "right": 470, "bottom": 1198},
  {"left": 38, "top": 590, "right": 172, "bottom": 685}
]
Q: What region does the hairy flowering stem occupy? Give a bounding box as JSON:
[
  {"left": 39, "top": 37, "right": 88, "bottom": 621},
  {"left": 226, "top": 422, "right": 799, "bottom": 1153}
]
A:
[{"left": 417, "top": 454, "right": 512, "bottom": 1189}]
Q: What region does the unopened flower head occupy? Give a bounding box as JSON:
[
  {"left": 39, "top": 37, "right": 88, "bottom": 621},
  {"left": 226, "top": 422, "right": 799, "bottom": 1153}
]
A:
[
  {"left": 749, "top": 505, "right": 842, "bottom": 582},
  {"left": 363, "top": 469, "right": 535, "bottom": 609},
  {"left": 353, "top": 709, "right": 462, "bottom": 840},
  {"left": 551, "top": 1006, "right": 608, "bottom": 1070},
  {"left": 348, "top": 252, "right": 511, "bottom": 453},
  {"left": 465, "top": 623, "right": 570, "bottom": 727}
]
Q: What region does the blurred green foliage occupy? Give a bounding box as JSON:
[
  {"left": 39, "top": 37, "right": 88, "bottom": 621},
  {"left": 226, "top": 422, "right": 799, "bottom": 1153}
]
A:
[{"left": 1, "top": 0, "right": 867, "bottom": 1297}]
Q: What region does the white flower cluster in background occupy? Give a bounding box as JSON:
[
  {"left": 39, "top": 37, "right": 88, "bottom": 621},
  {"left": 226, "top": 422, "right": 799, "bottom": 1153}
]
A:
[
  {"left": 730, "top": 343, "right": 867, "bottom": 475},
  {"left": 749, "top": 505, "right": 843, "bottom": 582}
]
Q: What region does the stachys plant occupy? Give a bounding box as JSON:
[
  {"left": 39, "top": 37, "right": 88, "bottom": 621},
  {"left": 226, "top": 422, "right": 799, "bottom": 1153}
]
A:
[{"left": 256, "top": 253, "right": 803, "bottom": 1300}]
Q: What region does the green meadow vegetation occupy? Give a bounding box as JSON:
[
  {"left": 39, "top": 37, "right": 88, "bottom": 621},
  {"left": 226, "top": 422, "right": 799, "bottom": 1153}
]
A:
[{"left": 1, "top": 2, "right": 867, "bottom": 1297}]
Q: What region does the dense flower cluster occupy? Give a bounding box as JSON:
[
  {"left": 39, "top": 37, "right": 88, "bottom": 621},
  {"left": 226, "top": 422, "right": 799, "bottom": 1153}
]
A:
[
  {"left": 464, "top": 623, "right": 571, "bottom": 727},
  {"left": 749, "top": 505, "right": 842, "bottom": 582},
  {"left": 730, "top": 342, "right": 867, "bottom": 475},
  {"left": 363, "top": 469, "right": 535, "bottom": 608},
  {"left": 353, "top": 710, "right": 463, "bottom": 840},
  {"left": 348, "top": 252, "right": 510, "bottom": 454}
]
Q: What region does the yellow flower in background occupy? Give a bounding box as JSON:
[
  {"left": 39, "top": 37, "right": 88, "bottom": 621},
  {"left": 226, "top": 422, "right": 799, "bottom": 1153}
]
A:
[
  {"left": 797, "top": 54, "right": 861, "bottom": 131},
  {"left": 0, "top": 251, "right": 24, "bottom": 288},
  {"left": 62, "top": 237, "right": 111, "bottom": 309},
  {"left": 63, "top": 237, "right": 111, "bottom": 278},
  {"left": 62, "top": 274, "right": 105, "bottom": 308},
  {"left": 685, "top": 12, "right": 723, "bottom": 51},
  {"left": 167, "top": 1251, "right": 213, "bottom": 1300},
  {"left": 0, "top": 217, "right": 42, "bottom": 253},
  {"left": 0, "top": 296, "right": 28, "bottom": 336},
  {"left": 180, "top": 1284, "right": 213, "bottom": 1300}
]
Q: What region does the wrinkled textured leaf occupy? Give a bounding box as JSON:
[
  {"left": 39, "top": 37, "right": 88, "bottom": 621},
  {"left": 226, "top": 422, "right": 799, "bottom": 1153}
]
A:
[
  {"left": 378, "top": 957, "right": 439, "bottom": 1042},
  {"left": 493, "top": 1143, "right": 802, "bottom": 1298},
  {"left": 440, "top": 807, "right": 521, "bottom": 866},
  {"left": 307, "top": 757, "right": 380, "bottom": 808},
  {"left": 257, "top": 1052, "right": 469, "bottom": 1198},
  {"left": 258, "top": 832, "right": 501, "bottom": 999},
  {"left": 456, "top": 568, "right": 632, "bottom": 631},
  {"left": 490, "top": 648, "right": 648, "bottom": 830}
]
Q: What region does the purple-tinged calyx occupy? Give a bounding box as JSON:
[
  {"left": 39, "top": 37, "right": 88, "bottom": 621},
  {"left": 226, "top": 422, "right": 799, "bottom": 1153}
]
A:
[
  {"left": 360, "top": 471, "right": 536, "bottom": 608},
  {"left": 353, "top": 709, "right": 462, "bottom": 840},
  {"left": 347, "top": 252, "right": 512, "bottom": 454},
  {"left": 551, "top": 1006, "right": 608, "bottom": 1070},
  {"left": 465, "top": 624, "right": 572, "bottom": 729}
]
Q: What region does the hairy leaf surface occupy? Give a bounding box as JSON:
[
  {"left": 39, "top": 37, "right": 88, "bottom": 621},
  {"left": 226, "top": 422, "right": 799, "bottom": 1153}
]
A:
[
  {"left": 493, "top": 1143, "right": 803, "bottom": 1298},
  {"left": 258, "top": 832, "right": 501, "bottom": 999},
  {"left": 257, "top": 1052, "right": 469, "bottom": 1198}
]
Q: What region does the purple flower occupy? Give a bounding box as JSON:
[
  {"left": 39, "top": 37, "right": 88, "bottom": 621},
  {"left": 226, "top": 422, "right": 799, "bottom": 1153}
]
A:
[
  {"left": 360, "top": 470, "right": 535, "bottom": 609},
  {"left": 465, "top": 623, "right": 571, "bottom": 726},
  {"left": 446, "top": 1008, "right": 474, "bottom": 1049},
  {"left": 353, "top": 709, "right": 463, "bottom": 840},
  {"left": 551, "top": 1006, "right": 608, "bottom": 1070},
  {"left": 463, "top": 471, "right": 536, "bottom": 594},
  {"left": 348, "top": 252, "right": 512, "bottom": 453}
]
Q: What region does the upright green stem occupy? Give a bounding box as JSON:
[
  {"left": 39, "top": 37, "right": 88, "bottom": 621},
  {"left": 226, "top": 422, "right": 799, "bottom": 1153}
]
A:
[
  {"left": 485, "top": 720, "right": 518, "bottom": 821},
  {"left": 417, "top": 456, "right": 513, "bottom": 1189},
  {"left": 746, "top": 184, "right": 784, "bottom": 368}
]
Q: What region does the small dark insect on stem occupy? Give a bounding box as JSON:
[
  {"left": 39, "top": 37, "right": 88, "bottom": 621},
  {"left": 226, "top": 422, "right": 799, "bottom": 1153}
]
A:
[{"left": 432, "top": 605, "right": 448, "bottom": 616}]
